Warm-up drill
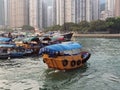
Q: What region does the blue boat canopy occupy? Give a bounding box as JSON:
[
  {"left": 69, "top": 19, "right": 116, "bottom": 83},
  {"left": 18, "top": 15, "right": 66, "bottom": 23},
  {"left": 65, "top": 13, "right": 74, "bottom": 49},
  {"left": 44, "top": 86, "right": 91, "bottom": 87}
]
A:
[
  {"left": 0, "top": 44, "right": 16, "bottom": 48},
  {"left": 23, "top": 36, "right": 40, "bottom": 43},
  {"left": 0, "top": 37, "right": 12, "bottom": 42},
  {"left": 39, "top": 42, "right": 82, "bottom": 54}
]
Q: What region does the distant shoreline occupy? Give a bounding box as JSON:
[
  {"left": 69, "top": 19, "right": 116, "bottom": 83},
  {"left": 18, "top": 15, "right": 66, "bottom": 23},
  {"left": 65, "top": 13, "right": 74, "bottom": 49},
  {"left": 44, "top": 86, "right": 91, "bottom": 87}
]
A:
[{"left": 73, "top": 34, "right": 120, "bottom": 38}]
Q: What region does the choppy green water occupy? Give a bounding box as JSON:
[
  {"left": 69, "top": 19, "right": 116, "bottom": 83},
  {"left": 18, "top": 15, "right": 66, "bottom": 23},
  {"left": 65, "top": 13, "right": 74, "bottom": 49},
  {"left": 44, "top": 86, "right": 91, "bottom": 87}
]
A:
[{"left": 0, "top": 38, "right": 120, "bottom": 90}]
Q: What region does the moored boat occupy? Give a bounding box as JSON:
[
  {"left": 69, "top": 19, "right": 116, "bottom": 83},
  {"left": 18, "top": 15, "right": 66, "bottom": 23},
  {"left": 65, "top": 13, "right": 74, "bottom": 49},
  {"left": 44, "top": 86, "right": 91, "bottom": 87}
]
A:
[
  {"left": 10, "top": 46, "right": 25, "bottom": 58},
  {"left": 0, "top": 44, "right": 15, "bottom": 59},
  {"left": 0, "top": 37, "right": 12, "bottom": 44},
  {"left": 39, "top": 42, "right": 91, "bottom": 70},
  {"left": 61, "top": 32, "right": 73, "bottom": 41},
  {"left": 0, "top": 44, "right": 25, "bottom": 59},
  {"left": 15, "top": 36, "right": 42, "bottom": 56}
]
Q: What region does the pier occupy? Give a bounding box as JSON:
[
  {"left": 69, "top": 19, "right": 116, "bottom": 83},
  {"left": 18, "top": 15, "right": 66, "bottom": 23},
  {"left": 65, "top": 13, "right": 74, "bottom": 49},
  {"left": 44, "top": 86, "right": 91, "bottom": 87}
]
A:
[{"left": 74, "top": 34, "right": 120, "bottom": 38}]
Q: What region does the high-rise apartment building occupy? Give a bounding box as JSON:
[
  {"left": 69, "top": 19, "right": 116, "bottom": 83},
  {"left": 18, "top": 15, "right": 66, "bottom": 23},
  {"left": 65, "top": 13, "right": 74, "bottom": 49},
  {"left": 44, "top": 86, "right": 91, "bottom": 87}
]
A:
[
  {"left": 75, "top": 0, "right": 91, "bottom": 23},
  {"left": 105, "top": 0, "right": 115, "bottom": 17},
  {"left": 44, "top": 0, "right": 55, "bottom": 27},
  {"left": 29, "top": 0, "right": 43, "bottom": 29},
  {"left": 55, "top": 0, "right": 79, "bottom": 25},
  {"left": 92, "top": 0, "right": 100, "bottom": 20},
  {"left": 71, "top": 0, "right": 76, "bottom": 23},
  {"left": 0, "top": 0, "right": 5, "bottom": 26},
  {"left": 4, "top": 0, "right": 9, "bottom": 26},
  {"left": 55, "top": 0, "right": 95, "bottom": 25},
  {"left": 8, "top": 0, "right": 29, "bottom": 28},
  {"left": 3, "top": 0, "right": 101, "bottom": 29},
  {"left": 47, "top": 6, "right": 53, "bottom": 27},
  {"left": 115, "top": 0, "right": 120, "bottom": 17},
  {"left": 38, "top": 0, "right": 43, "bottom": 29},
  {"left": 86, "top": 0, "right": 92, "bottom": 21},
  {"left": 56, "top": 0, "right": 65, "bottom": 25},
  {"left": 29, "top": 0, "right": 39, "bottom": 29},
  {"left": 64, "top": 0, "right": 72, "bottom": 22},
  {"left": 42, "top": 0, "right": 48, "bottom": 28},
  {"left": 52, "top": 0, "right": 56, "bottom": 25}
]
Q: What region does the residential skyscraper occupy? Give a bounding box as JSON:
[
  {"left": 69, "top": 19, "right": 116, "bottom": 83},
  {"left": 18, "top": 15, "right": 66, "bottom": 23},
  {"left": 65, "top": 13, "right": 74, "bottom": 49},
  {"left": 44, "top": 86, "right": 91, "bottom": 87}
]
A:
[
  {"left": 8, "top": 0, "right": 29, "bottom": 28},
  {"left": 47, "top": 6, "right": 53, "bottom": 27},
  {"left": 56, "top": 0, "right": 65, "bottom": 25},
  {"left": 46, "top": 0, "right": 55, "bottom": 27},
  {"left": 71, "top": 0, "right": 76, "bottom": 23},
  {"left": 92, "top": 0, "right": 100, "bottom": 20},
  {"left": 0, "top": 0, "right": 5, "bottom": 26},
  {"left": 86, "top": 0, "right": 92, "bottom": 21},
  {"left": 64, "top": 0, "right": 72, "bottom": 22},
  {"left": 105, "top": 0, "right": 115, "bottom": 17},
  {"left": 29, "top": 0, "right": 43, "bottom": 29},
  {"left": 4, "top": 0, "right": 9, "bottom": 26},
  {"left": 38, "top": 0, "right": 43, "bottom": 29},
  {"left": 75, "top": 0, "right": 91, "bottom": 23},
  {"left": 29, "top": 0, "right": 39, "bottom": 29},
  {"left": 52, "top": 0, "right": 56, "bottom": 25},
  {"left": 42, "top": 0, "right": 48, "bottom": 28},
  {"left": 55, "top": 0, "right": 94, "bottom": 25},
  {"left": 115, "top": 0, "right": 120, "bottom": 17}
]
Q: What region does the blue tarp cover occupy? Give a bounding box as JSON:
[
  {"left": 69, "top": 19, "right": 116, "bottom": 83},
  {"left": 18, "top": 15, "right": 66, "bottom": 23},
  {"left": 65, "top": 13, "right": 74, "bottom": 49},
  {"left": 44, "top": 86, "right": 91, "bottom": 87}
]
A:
[
  {"left": 0, "top": 37, "right": 12, "bottom": 42},
  {"left": 44, "top": 42, "right": 82, "bottom": 51}
]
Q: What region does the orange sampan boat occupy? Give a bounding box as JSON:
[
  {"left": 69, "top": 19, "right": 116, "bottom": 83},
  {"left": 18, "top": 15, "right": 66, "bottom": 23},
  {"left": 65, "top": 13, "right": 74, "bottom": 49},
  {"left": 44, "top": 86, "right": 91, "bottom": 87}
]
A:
[{"left": 39, "top": 42, "right": 91, "bottom": 70}]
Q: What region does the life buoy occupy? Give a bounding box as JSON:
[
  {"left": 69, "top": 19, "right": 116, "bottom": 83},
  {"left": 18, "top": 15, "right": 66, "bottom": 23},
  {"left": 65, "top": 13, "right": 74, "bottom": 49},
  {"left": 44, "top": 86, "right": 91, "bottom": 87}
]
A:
[
  {"left": 71, "top": 60, "right": 76, "bottom": 67},
  {"left": 62, "top": 59, "right": 68, "bottom": 67},
  {"left": 77, "top": 60, "right": 81, "bottom": 66}
]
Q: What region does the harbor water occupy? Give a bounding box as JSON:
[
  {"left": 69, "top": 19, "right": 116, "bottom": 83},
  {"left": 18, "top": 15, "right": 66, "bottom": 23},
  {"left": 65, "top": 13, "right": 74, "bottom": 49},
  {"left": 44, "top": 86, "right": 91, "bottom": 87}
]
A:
[{"left": 0, "top": 37, "right": 120, "bottom": 90}]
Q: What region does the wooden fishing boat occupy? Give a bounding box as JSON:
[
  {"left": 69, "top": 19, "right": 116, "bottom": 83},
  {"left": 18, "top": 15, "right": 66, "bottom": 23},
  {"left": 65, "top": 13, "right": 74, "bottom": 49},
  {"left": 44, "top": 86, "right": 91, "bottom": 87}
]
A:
[
  {"left": 10, "top": 46, "right": 25, "bottom": 58},
  {"left": 61, "top": 32, "right": 73, "bottom": 41},
  {"left": 42, "top": 32, "right": 73, "bottom": 42},
  {"left": 0, "top": 37, "right": 12, "bottom": 44},
  {"left": 15, "top": 36, "right": 42, "bottom": 56},
  {"left": 0, "top": 44, "right": 14, "bottom": 59},
  {"left": 39, "top": 42, "right": 91, "bottom": 70},
  {"left": 0, "top": 44, "right": 24, "bottom": 59}
]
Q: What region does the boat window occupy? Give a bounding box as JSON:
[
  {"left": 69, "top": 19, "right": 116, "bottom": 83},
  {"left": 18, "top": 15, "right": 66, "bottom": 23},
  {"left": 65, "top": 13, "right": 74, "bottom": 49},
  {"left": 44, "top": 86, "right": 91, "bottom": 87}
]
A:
[
  {"left": 0, "top": 48, "right": 3, "bottom": 53},
  {"left": 64, "top": 50, "right": 69, "bottom": 55},
  {"left": 58, "top": 51, "right": 64, "bottom": 56},
  {"left": 72, "top": 49, "right": 81, "bottom": 54},
  {"left": 64, "top": 49, "right": 81, "bottom": 55}
]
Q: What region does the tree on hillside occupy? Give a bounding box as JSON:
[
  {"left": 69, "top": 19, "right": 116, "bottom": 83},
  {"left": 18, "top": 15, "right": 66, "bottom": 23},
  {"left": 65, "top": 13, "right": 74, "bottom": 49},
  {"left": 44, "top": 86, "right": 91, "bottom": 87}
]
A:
[
  {"left": 78, "top": 21, "right": 90, "bottom": 33},
  {"left": 106, "top": 17, "right": 120, "bottom": 33},
  {"left": 61, "top": 22, "right": 78, "bottom": 32},
  {"left": 22, "top": 25, "right": 35, "bottom": 31},
  {"left": 89, "top": 20, "right": 107, "bottom": 32},
  {"left": 46, "top": 25, "right": 62, "bottom": 31}
]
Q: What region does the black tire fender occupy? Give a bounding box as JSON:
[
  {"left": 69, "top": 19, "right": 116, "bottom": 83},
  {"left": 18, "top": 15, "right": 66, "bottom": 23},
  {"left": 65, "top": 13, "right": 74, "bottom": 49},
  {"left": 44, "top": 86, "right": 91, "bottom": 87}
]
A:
[
  {"left": 77, "top": 60, "right": 81, "bottom": 66},
  {"left": 62, "top": 59, "right": 68, "bottom": 67},
  {"left": 71, "top": 60, "right": 76, "bottom": 67}
]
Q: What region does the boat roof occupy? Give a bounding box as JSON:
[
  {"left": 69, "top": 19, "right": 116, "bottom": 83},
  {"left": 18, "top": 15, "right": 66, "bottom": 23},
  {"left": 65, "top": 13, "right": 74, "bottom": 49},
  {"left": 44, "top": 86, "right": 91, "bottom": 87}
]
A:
[
  {"left": 44, "top": 42, "right": 82, "bottom": 51},
  {"left": 0, "top": 44, "right": 16, "bottom": 48},
  {"left": 23, "top": 36, "right": 39, "bottom": 42},
  {"left": 0, "top": 37, "right": 12, "bottom": 42}
]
